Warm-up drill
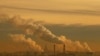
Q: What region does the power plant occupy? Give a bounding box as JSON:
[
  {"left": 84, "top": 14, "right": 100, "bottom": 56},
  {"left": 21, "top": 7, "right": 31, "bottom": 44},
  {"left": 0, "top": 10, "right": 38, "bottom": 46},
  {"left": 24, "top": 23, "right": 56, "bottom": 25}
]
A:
[{"left": 0, "top": 44, "right": 94, "bottom": 56}]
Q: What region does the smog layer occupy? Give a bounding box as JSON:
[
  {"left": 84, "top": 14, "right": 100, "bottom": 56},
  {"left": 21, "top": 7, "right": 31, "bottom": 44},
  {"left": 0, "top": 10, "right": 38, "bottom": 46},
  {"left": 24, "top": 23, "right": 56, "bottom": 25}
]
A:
[{"left": 0, "top": 14, "right": 92, "bottom": 53}]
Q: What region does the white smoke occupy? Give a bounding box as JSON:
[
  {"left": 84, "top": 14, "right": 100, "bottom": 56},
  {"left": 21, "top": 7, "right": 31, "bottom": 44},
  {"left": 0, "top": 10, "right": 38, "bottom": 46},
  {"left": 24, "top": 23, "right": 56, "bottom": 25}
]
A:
[
  {"left": 58, "top": 36, "right": 92, "bottom": 52},
  {"left": 0, "top": 14, "right": 92, "bottom": 52},
  {"left": 9, "top": 34, "right": 44, "bottom": 52}
]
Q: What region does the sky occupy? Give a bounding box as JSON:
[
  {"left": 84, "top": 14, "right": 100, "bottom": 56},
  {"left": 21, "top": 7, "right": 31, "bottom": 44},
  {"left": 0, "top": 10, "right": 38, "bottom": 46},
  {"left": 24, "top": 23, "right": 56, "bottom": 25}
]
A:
[
  {"left": 0, "top": 0, "right": 100, "bottom": 25},
  {"left": 0, "top": 0, "right": 100, "bottom": 52}
]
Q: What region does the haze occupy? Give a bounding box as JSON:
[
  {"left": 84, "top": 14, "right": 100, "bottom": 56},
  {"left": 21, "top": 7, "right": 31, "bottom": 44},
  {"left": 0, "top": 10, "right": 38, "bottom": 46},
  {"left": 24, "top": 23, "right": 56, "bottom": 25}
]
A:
[{"left": 0, "top": 0, "right": 100, "bottom": 52}]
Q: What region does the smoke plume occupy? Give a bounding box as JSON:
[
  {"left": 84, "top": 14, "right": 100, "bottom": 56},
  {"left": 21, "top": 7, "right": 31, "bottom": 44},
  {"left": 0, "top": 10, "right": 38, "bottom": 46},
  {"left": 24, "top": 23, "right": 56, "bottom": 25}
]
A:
[
  {"left": 9, "top": 34, "right": 44, "bottom": 52},
  {"left": 0, "top": 14, "right": 92, "bottom": 52}
]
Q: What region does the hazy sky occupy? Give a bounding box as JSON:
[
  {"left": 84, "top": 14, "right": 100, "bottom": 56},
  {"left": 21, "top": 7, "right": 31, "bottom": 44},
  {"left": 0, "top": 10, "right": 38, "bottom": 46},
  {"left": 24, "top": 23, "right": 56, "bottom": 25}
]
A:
[
  {"left": 0, "top": 0, "right": 100, "bottom": 25},
  {"left": 0, "top": 0, "right": 100, "bottom": 52}
]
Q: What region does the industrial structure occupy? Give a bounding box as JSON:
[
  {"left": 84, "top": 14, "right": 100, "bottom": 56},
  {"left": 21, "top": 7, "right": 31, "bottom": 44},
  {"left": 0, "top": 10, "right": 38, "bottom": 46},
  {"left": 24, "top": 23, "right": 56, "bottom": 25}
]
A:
[{"left": 0, "top": 44, "right": 93, "bottom": 56}]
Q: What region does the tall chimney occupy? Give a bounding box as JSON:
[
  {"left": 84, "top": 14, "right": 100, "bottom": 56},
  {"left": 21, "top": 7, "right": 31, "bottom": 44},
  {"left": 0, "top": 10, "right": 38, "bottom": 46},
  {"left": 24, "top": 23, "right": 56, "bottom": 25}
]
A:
[
  {"left": 44, "top": 44, "right": 47, "bottom": 52},
  {"left": 54, "top": 44, "right": 56, "bottom": 55},
  {"left": 63, "top": 44, "right": 66, "bottom": 53}
]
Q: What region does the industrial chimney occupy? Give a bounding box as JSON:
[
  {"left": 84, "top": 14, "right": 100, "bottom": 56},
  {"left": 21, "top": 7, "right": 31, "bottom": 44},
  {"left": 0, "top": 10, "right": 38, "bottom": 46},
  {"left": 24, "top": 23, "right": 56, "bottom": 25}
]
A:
[
  {"left": 53, "top": 44, "right": 56, "bottom": 55},
  {"left": 63, "top": 44, "right": 66, "bottom": 54}
]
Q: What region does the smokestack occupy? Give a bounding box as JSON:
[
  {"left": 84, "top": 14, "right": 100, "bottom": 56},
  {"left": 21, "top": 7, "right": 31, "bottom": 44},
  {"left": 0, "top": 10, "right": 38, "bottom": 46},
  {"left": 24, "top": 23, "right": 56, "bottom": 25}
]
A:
[
  {"left": 44, "top": 44, "right": 48, "bottom": 52},
  {"left": 53, "top": 44, "right": 56, "bottom": 55},
  {"left": 63, "top": 44, "right": 66, "bottom": 53}
]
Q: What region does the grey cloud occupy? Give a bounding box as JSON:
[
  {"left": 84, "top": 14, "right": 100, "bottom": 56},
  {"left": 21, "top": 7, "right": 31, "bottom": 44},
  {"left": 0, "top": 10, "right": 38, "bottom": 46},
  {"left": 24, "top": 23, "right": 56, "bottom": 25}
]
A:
[{"left": 45, "top": 24, "right": 100, "bottom": 42}]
